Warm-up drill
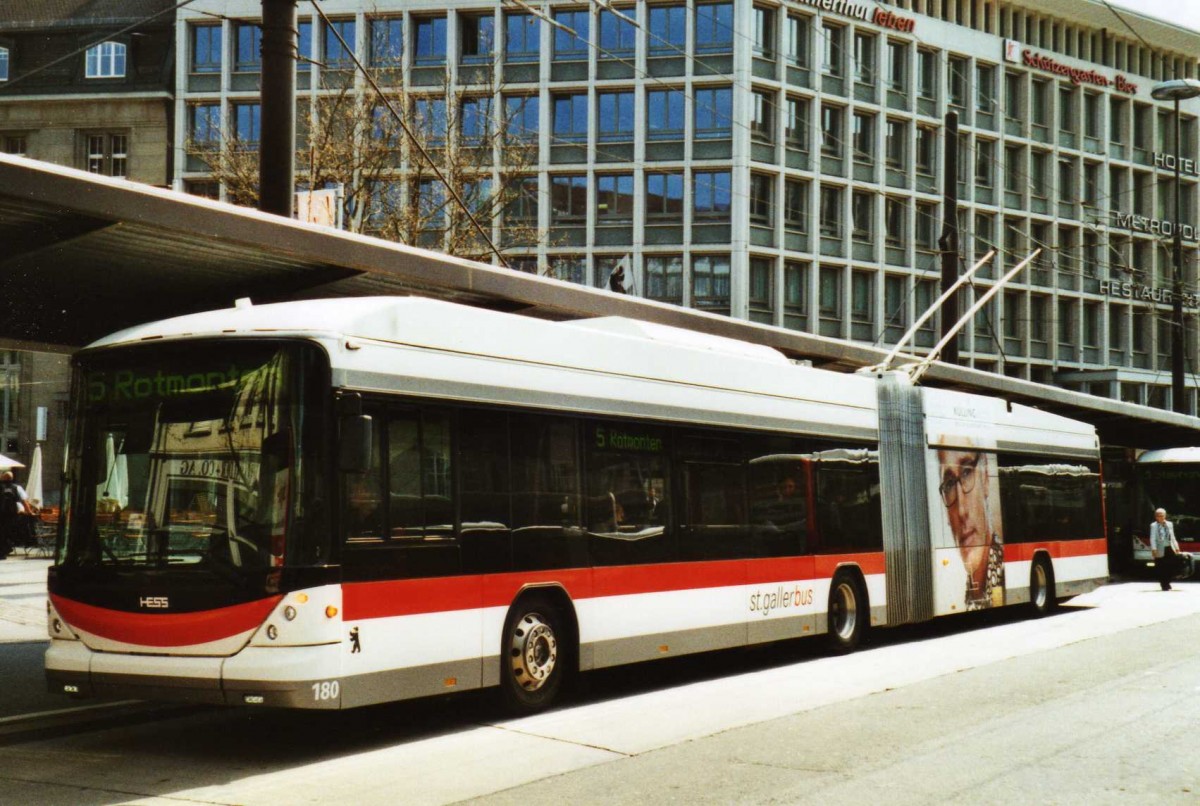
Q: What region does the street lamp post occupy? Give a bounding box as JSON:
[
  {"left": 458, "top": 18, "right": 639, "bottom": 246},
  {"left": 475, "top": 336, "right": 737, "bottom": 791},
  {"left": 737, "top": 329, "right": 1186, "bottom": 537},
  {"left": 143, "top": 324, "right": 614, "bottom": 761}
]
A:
[{"left": 1151, "top": 78, "right": 1200, "bottom": 415}]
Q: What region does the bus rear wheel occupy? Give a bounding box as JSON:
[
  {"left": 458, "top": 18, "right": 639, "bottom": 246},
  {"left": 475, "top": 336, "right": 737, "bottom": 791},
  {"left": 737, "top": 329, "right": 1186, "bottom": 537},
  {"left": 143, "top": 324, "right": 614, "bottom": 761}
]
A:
[
  {"left": 826, "top": 572, "right": 866, "bottom": 653},
  {"left": 1029, "top": 556, "right": 1056, "bottom": 617},
  {"left": 500, "top": 595, "right": 569, "bottom": 713}
]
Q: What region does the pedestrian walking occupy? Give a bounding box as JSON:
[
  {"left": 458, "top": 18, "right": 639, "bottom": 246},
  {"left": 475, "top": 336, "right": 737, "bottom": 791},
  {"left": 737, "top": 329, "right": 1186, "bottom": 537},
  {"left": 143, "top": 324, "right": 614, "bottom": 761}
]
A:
[{"left": 1150, "top": 507, "right": 1182, "bottom": 591}]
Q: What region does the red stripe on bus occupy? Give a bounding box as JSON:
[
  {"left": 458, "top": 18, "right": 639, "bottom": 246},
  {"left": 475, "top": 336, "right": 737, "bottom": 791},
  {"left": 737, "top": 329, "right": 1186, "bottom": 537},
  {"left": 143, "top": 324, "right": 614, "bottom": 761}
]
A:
[
  {"left": 342, "top": 552, "right": 886, "bottom": 620},
  {"left": 1004, "top": 538, "right": 1107, "bottom": 562},
  {"left": 50, "top": 594, "right": 283, "bottom": 647}
]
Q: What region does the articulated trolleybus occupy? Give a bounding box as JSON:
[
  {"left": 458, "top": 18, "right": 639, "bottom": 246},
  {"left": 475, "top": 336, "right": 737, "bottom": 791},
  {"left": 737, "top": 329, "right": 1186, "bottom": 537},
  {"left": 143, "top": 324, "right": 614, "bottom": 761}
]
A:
[{"left": 47, "top": 297, "right": 1108, "bottom": 711}]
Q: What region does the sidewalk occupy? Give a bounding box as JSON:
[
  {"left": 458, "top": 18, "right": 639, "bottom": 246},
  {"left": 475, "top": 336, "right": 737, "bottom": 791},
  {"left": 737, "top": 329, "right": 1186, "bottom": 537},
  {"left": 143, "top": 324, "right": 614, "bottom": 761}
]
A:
[{"left": 0, "top": 554, "right": 52, "bottom": 643}]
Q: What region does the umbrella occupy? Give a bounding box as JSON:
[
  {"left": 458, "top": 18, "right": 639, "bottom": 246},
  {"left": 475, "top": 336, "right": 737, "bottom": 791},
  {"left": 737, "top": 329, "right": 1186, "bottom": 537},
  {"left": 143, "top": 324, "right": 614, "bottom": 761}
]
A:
[
  {"left": 0, "top": 452, "right": 25, "bottom": 469},
  {"left": 25, "top": 444, "right": 42, "bottom": 506}
]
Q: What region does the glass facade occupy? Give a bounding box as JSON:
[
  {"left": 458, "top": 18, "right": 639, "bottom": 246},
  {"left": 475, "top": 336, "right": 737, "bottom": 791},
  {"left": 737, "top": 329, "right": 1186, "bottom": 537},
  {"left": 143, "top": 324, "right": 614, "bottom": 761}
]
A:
[{"left": 173, "top": 1, "right": 1200, "bottom": 413}]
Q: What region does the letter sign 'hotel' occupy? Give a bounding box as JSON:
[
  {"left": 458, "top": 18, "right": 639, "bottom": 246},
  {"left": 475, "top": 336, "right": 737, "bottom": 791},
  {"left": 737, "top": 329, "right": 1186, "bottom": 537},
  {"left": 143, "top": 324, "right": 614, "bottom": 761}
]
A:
[{"left": 173, "top": 1, "right": 1200, "bottom": 413}]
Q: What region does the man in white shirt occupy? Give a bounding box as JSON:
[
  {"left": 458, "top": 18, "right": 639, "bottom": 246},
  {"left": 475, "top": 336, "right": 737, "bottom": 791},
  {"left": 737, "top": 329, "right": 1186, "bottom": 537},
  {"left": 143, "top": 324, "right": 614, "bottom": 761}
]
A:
[{"left": 1150, "top": 508, "right": 1182, "bottom": 591}]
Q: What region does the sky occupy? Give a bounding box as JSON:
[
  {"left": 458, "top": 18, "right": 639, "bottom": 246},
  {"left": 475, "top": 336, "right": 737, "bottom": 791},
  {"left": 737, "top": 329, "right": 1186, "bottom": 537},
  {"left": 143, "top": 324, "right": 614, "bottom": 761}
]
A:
[{"left": 1107, "top": 1, "right": 1200, "bottom": 33}]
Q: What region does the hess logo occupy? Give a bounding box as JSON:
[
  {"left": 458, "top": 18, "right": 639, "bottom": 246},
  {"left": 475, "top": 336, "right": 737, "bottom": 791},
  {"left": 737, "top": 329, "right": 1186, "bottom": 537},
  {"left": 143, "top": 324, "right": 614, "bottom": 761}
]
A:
[{"left": 138, "top": 596, "right": 169, "bottom": 609}]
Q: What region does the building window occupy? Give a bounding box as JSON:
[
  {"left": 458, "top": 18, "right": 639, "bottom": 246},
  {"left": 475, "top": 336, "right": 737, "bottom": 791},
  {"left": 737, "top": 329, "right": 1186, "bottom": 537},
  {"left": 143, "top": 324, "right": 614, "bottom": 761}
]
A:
[
  {"left": 646, "top": 172, "right": 684, "bottom": 217},
  {"left": 975, "top": 64, "right": 995, "bottom": 113},
  {"left": 369, "top": 18, "right": 403, "bottom": 66},
  {"left": 785, "top": 96, "right": 809, "bottom": 152},
  {"left": 1110, "top": 98, "right": 1127, "bottom": 143},
  {"left": 915, "top": 202, "right": 936, "bottom": 250},
  {"left": 975, "top": 139, "right": 995, "bottom": 188},
  {"left": 695, "top": 3, "right": 733, "bottom": 54},
  {"left": 785, "top": 261, "right": 808, "bottom": 323},
  {"left": 750, "top": 257, "right": 772, "bottom": 311},
  {"left": 413, "top": 97, "right": 447, "bottom": 145},
  {"left": 821, "top": 104, "right": 844, "bottom": 158},
  {"left": 597, "top": 91, "right": 634, "bottom": 142},
  {"left": 414, "top": 16, "right": 448, "bottom": 65},
  {"left": 694, "top": 86, "right": 732, "bottom": 139},
  {"left": 886, "top": 119, "right": 907, "bottom": 170},
  {"left": 553, "top": 93, "right": 588, "bottom": 142},
  {"left": 886, "top": 40, "right": 906, "bottom": 93},
  {"left": 853, "top": 32, "right": 875, "bottom": 85},
  {"left": 234, "top": 103, "right": 261, "bottom": 150},
  {"left": 1031, "top": 79, "right": 1049, "bottom": 127},
  {"left": 3, "top": 134, "right": 27, "bottom": 155},
  {"left": 1030, "top": 296, "right": 1048, "bottom": 344},
  {"left": 1004, "top": 145, "right": 1023, "bottom": 193},
  {"left": 852, "top": 112, "right": 874, "bottom": 164},
  {"left": 234, "top": 23, "right": 261, "bottom": 72},
  {"left": 1030, "top": 150, "right": 1049, "bottom": 198},
  {"left": 190, "top": 25, "right": 222, "bottom": 73},
  {"left": 599, "top": 7, "right": 637, "bottom": 57},
  {"left": 784, "top": 14, "right": 808, "bottom": 67},
  {"left": 1058, "top": 158, "right": 1076, "bottom": 203},
  {"left": 188, "top": 103, "right": 221, "bottom": 147},
  {"left": 784, "top": 178, "right": 808, "bottom": 232},
  {"left": 86, "top": 41, "right": 126, "bottom": 78},
  {"left": 461, "top": 96, "right": 493, "bottom": 144},
  {"left": 461, "top": 13, "right": 495, "bottom": 63},
  {"left": 819, "top": 265, "right": 842, "bottom": 320},
  {"left": 504, "top": 95, "right": 539, "bottom": 142},
  {"left": 323, "top": 18, "right": 356, "bottom": 70},
  {"left": 822, "top": 23, "right": 843, "bottom": 77},
  {"left": 553, "top": 9, "right": 589, "bottom": 60},
  {"left": 1004, "top": 71, "right": 1022, "bottom": 121},
  {"left": 646, "top": 255, "right": 683, "bottom": 302},
  {"left": 594, "top": 255, "right": 626, "bottom": 289},
  {"left": 693, "top": 170, "right": 731, "bottom": 219},
  {"left": 819, "top": 185, "right": 842, "bottom": 237},
  {"left": 551, "top": 174, "right": 588, "bottom": 223},
  {"left": 596, "top": 174, "right": 634, "bottom": 220},
  {"left": 751, "top": 90, "right": 774, "bottom": 144},
  {"left": 917, "top": 49, "right": 936, "bottom": 99},
  {"left": 0, "top": 46, "right": 8, "bottom": 81},
  {"left": 549, "top": 255, "right": 586, "bottom": 284},
  {"left": 1059, "top": 86, "right": 1076, "bottom": 134},
  {"left": 85, "top": 133, "right": 128, "bottom": 176},
  {"left": 1084, "top": 92, "right": 1101, "bottom": 139},
  {"left": 749, "top": 173, "right": 773, "bottom": 226},
  {"left": 647, "top": 88, "right": 685, "bottom": 140},
  {"left": 415, "top": 179, "right": 446, "bottom": 229},
  {"left": 753, "top": 6, "right": 774, "bottom": 58},
  {"left": 648, "top": 5, "right": 686, "bottom": 56},
  {"left": 298, "top": 20, "right": 313, "bottom": 72},
  {"left": 915, "top": 126, "right": 935, "bottom": 175},
  {"left": 505, "top": 176, "right": 539, "bottom": 223},
  {"left": 505, "top": 13, "right": 540, "bottom": 62},
  {"left": 851, "top": 191, "right": 873, "bottom": 243},
  {"left": 947, "top": 55, "right": 966, "bottom": 108},
  {"left": 692, "top": 255, "right": 731, "bottom": 309},
  {"left": 885, "top": 198, "right": 906, "bottom": 247},
  {"left": 974, "top": 212, "right": 995, "bottom": 258},
  {"left": 885, "top": 274, "right": 907, "bottom": 332}
]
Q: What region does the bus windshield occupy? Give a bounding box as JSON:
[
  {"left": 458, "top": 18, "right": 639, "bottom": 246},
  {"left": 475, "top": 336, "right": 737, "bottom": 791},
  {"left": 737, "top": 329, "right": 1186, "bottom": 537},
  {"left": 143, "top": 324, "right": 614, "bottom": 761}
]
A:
[
  {"left": 60, "top": 341, "right": 327, "bottom": 573},
  {"left": 1137, "top": 464, "right": 1200, "bottom": 542}
]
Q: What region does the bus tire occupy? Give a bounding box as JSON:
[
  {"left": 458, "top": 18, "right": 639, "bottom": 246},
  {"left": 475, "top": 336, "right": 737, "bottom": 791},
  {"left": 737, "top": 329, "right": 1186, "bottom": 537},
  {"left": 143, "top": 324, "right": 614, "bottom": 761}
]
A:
[
  {"left": 826, "top": 571, "right": 867, "bottom": 654},
  {"left": 500, "top": 594, "right": 570, "bottom": 714},
  {"left": 1029, "top": 555, "right": 1057, "bottom": 616}
]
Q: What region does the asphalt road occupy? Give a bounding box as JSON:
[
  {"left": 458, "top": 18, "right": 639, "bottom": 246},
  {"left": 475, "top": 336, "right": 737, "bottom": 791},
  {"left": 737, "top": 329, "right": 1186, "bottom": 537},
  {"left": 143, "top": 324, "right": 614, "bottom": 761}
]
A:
[{"left": 1, "top": 571, "right": 1199, "bottom": 804}]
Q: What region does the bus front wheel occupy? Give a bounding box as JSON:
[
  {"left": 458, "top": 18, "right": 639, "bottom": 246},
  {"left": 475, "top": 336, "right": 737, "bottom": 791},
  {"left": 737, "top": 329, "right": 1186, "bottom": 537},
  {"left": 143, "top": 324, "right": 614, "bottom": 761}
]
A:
[
  {"left": 826, "top": 572, "right": 867, "bottom": 653},
  {"left": 500, "top": 594, "right": 569, "bottom": 713}
]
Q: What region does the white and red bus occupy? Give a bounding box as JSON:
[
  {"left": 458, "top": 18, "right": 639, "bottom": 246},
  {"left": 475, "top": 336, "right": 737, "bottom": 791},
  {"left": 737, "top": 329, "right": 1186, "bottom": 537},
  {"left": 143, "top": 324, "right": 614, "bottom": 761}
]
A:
[
  {"left": 46, "top": 297, "right": 1107, "bottom": 711},
  {"left": 1127, "top": 448, "right": 1200, "bottom": 576}
]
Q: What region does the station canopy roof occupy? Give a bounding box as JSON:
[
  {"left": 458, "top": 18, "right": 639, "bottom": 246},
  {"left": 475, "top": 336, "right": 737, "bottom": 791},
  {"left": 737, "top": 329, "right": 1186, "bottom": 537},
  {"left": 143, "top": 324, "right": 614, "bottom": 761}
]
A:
[{"left": 1, "top": 153, "right": 1198, "bottom": 449}]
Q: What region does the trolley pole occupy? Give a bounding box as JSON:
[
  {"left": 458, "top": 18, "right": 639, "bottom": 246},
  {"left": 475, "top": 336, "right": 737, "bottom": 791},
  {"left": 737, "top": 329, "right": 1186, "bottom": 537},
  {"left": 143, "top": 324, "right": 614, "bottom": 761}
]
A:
[
  {"left": 260, "top": 0, "right": 297, "bottom": 219},
  {"left": 938, "top": 111, "right": 960, "bottom": 365}
]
